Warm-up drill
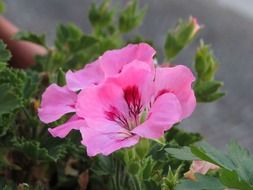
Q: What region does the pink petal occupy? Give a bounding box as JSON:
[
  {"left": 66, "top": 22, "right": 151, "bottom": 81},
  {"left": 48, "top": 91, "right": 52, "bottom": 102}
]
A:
[
  {"left": 38, "top": 84, "right": 77, "bottom": 123},
  {"left": 105, "top": 60, "right": 155, "bottom": 106},
  {"left": 154, "top": 65, "right": 196, "bottom": 119},
  {"left": 100, "top": 43, "right": 156, "bottom": 76},
  {"left": 190, "top": 160, "right": 220, "bottom": 174},
  {"left": 80, "top": 127, "right": 139, "bottom": 156},
  {"left": 48, "top": 115, "right": 87, "bottom": 138},
  {"left": 132, "top": 93, "right": 182, "bottom": 139},
  {"left": 66, "top": 60, "right": 104, "bottom": 91},
  {"left": 77, "top": 82, "right": 128, "bottom": 120}
]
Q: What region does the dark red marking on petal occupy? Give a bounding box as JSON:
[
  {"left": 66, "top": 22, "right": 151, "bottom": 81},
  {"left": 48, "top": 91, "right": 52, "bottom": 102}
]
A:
[
  {"left": 105, "top": 106, "right": 129, "bottom": 129},
  {"left": 123, "top": 85, "right": 142, "bottom": 117},
  {"left": 155, "top": 89, "right": 174, "bottom": 101}
]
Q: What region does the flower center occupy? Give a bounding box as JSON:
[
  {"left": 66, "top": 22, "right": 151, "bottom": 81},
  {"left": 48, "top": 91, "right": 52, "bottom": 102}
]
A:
[
  {"left": 123, "top": 85, "right": 142, "bottom": 118},
  {"left": 104, "top": 85, "right": 143, "bottom": 131}
]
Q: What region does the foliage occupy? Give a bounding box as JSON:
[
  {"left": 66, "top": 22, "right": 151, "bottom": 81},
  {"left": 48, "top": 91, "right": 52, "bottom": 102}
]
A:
[
  {"left": 0, "top": 0, "right": 247, "bottom": 190},
  {"left": 164, "top": 17, "right": 200, "bottom": 61},
  {"left": 167, "top": 141, "right": 253, "bottom": 190},
  {"left": 13, "top": 32, "right": 46, "bottom": 47},
  {"left": 194, "top": 41, "right": 225, "bottom": 102},
  {"left": 119, "top": 0, "right": 146, "bottom": 33}
]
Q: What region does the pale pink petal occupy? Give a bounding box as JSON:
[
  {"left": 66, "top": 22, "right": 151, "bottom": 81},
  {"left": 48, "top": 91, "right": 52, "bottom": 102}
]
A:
[
  {"left": 48, "top": 115, "right": 87, "bottom": 138},
  {"left": 184, "top": 160, "right": 220, "bottom": 180},
  {"left": 132, "top": 93, "right": 182, "bottom": 139},
  {"left": 155, "top": 65, "right": 196, "bottom": 119},
  {"left": 66, "top": 60, "right": 104, "bottom": 91},
  {"left": 100, "top": 43, "right": 156, "bottom": 76},
  {"left": 38, "top": 84, "right": 77, "bottom": 123},
  {"left": 80, "top": 127, "right": 139, "bottom": 156},
  {"left": 191, "top": 160, "right": 220, "bottom": 174}
]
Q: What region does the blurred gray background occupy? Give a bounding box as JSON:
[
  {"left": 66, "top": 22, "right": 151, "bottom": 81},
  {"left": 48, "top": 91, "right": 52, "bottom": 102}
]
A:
[{"left": 4, "top": 0, "right": 253, "bottom": 151}]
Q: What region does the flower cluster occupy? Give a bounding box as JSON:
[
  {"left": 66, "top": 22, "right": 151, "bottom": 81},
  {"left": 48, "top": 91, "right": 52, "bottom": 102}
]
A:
[{"left": 38, "top": 43, "right": 196, "bottom": 156}]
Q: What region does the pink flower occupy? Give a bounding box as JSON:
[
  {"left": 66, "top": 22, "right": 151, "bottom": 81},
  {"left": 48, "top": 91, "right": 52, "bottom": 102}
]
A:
[
  {"left": 38, "top": 43, "right": 196, "bottom": 156},
  {"left": 76, "top": 61, "right": 196, "bottom": 156},
  {"left": 184, "top": 160, "right": 220, "bottom": 180},
  {"left": 38, "top": 43, "right": 156, "bottom": 138}
]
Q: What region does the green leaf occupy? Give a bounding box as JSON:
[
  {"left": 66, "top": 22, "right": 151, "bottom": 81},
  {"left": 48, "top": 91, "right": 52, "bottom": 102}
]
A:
[
  {"left": 166, "top": 147, "right": 198, "bottom": 161},
  {"left": 89, "top": 0, "right": 113, "bottom": 29},
  {"left": 128, "top": 162, "right": 140, "bottom": 175},
  {"left": 57, "top": 67, "right": 66, "bottom": 86},
  {"left": 0, "top": 40, "right": 11, "bottom": 63},
  {"left": 0, "top": 113, "right": 15, "bottom": 137},
  {"left": 119, "top": 0, "right": 146, "bottom": 33},
  {"left": 227, "top": 141, "right": 253, "bottom": 185},
  {"left": 142, "top": 157, "right": 155, "bottom": 180},
  {"left": 92, "top": 155, "right": 115, "bottom": 176},
  {"left": 191, "top": 141, "right": 234, "bottom": 170},
  {"left": 0, "top": 62, "right": 6, "bottom": 70},
  {"left": 191, "top": 141, "right": 253, "bottom": 189},
  {"left": 46, "top": 139, "right": 85, "bottom": 162},
  {"left": 219, "top": 169, "right": 253, "bottom": 190},
  {"left": 194, "top": 81, "right": 225, "bottom": 102},
  {"left": 164, "top": 17, "right": 200, "bottom": 60},
  {"left": 22, "top": 70, "right": 39, "bottom": 99},
  {"left": 194, "top": 41, "right": 225, "bottom": 102},
  {"left": 55, "top": 23, "right": 83, "bottom": 51},
  {"left": 165, "top": 127, "right": 203, "bottom": 146},
  {"left": 175, "top": 174, "right": 225, "bottom": 190},
  {"left": 78, "top": 35, "right": 98, "bottom": 49},
  {"left": 195, "top": 81, "right": 222, "bottom": 96},
  {"left": 0, "top": 67, "right": 27, "bottom": 97},
  {"left": 13, "top": 31, "right": 46, "bottom": 47},
  {"left": 195, "top": 41, "right": 218, "bottom": 81},
  {"left": 12, "top": 139, "right": 54, "bottom": 162},
  {"left": 0, "top": 84, "right": 21, "bottom": 115},
  {"left": 144, "top": 180, "right": 160, "bottom": 190}
]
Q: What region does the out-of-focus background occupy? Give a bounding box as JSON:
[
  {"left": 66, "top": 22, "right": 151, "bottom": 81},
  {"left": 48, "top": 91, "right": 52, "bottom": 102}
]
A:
[{"left": 4, "top": 0, "right": 253, "bottom": 151}]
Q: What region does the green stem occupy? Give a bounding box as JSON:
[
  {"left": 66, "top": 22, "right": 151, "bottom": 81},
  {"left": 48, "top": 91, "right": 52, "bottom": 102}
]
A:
[{"left": 22, "top": 107, "right": 36, "bottom": 138}]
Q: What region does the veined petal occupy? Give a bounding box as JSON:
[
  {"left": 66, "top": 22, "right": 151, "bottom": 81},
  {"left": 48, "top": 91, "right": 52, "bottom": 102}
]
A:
[
  {"left": 48, "top": 115, "right": 87, "bottom": 138},
  {"left": 66, "top": 60, "right": 104, "bottom": 91},
  {"left": 132, "top": 93, "right": 182, "bottom": 139},
  {"left": 77, "top": 82, "right": 128, "bottom": 120},
  {"left": 38, "top": 84, "right": 77, "bottom": 123},
  {"left": 100, "top": 43, "right": 156, "bottom": 76},
  {"left": 80, "top": 127, "right": 139, "bottom": 156},
  {"left": 155, "top": 65, "right": 196, "bottom": 119}
]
